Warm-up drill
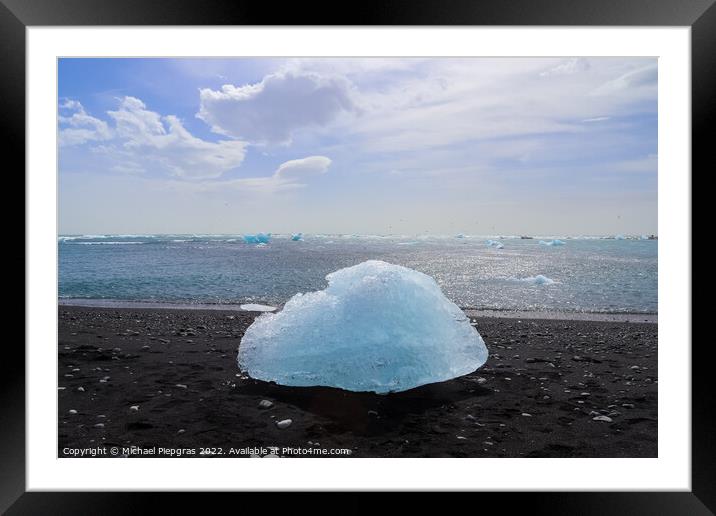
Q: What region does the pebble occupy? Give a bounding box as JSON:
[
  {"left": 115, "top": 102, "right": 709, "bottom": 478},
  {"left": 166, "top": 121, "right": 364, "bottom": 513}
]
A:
[
  {"left": 276, "top": 419, "right": 293, "bottom": 429},
  {"left": 94, "top": 423, "right": 105, "bottom": 428},
  {"left": 130, "top": 405, "right": 139, "bottom": 412},
  {"left": 622, "top": 403, "right": 635, "bottom": 409},
  {"left": 175, "top": 384, "right": 188, "bottom": 389},
  {"left": 77, "top": 387, "right": 85, "bottom": 392},
  {"left": 592, "top": 416, "right": 613, "bottom": 422},
  {"left": 521, "top": 413, "right": 533, "bottom": 417},
  {"left": 258, "top": 400, "right": 273, "bottom": 409},
  {"left": 68, "top": 409, "right": 77, "bottom": 414}
]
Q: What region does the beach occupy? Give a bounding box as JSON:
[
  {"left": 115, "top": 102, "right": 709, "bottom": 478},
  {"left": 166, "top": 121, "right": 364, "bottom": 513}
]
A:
[{"left": 58, "top": 305, "right": 657, "bottom": 458}]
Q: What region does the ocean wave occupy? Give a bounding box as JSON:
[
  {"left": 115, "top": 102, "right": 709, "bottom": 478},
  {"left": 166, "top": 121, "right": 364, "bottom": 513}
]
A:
[{"left": 74, "top": 241, "right": 145, "bottom": 245}]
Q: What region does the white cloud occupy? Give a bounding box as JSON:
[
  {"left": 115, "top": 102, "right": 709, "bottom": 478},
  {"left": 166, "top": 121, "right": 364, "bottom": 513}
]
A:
[
  {"left": 275, "top": 155, "right": 332, "bottom": 179},
  {"left": 331, "top": 57, "right": 656, "bottom": 154},
  {"left": 194, "top": 155, "right": 332, "bottom": 194},
  {"left": 539, "top": 57, "right": 590, "bottom": 77},
  {"left": 58, "top": 100, "right": 112, "bottom": 146},
  {"left": 99, "top": 96, "right": 247, "bottom": 179},
  {"left": 197, "top": 71, "right": 356, "bottom": 145},
  {"left": 590, "top": 63, "right": 657, "bottom": 96}
]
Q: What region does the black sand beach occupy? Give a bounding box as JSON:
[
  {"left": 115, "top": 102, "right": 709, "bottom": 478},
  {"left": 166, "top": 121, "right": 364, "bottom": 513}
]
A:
[{"left": 58, "top": 306, "right": 657, "bottom": 458}]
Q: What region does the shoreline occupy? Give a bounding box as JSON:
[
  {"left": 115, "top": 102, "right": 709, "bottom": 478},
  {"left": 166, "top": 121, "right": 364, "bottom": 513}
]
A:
[
  {"left": 58, "top": 298, "right": 657, "bottom": 323},
  {"left": 58, "top": 305, "right": 657, "bottom": 458}
]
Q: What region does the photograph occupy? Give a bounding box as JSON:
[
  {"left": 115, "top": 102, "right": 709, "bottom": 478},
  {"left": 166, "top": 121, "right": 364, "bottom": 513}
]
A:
[{"left": 57, "top": 56, "right": 658, "bottom": 459}]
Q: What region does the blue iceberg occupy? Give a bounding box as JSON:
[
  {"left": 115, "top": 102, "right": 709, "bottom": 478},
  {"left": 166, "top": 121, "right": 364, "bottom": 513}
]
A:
[
  {"left": 238, "top": 260, "right": 488, "bottom": 393},
  {"left": 243, "top": 233, "right": 271, "bottom": 244},
  {"left": 486, "top": 239, "right": 504, "bottom": 249},
  {"left": 291, "top": 233, "right": 304, "bottom": 241},
  {"left": 539, "top": 239, "right": 565, "bottom": 246},
  {"left": 519, "top": 274, "right": 555, "bottom": 285}
]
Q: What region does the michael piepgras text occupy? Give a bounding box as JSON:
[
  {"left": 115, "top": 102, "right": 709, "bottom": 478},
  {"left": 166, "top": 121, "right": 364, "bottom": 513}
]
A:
[{"left": 61, "top": 445, "right": 353, "bottom": 457}]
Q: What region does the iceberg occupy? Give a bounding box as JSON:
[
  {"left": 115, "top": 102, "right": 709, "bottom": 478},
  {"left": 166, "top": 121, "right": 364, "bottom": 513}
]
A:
[
  {"left": 614, "top": 234, "right": 626, "bottom": 240},
  {"left": 455, "top": 233, "right": 466, "bottom": 239},
  {"left": 238, "top": 260, "right": 488, "bottom": 393},
  {"left": 486, "top": 239, "right": 504, "bottom": 249},
  {"left": 539, "top": 239, "right": 565, "bottom": 246},
  {"left": 291, "top": 233, "right": 304, "bottom": 241},
  {"left": 243, "top": 233, "right": 271, "bottom": 244},
  {"left": 519, "top": 275, "right": 555, "bottom": 285}
]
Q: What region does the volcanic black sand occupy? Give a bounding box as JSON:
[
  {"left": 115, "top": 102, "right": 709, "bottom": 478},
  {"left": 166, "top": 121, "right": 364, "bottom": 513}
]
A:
[{"left": 58, "top": 306, "right": 657, "bottom": 458}]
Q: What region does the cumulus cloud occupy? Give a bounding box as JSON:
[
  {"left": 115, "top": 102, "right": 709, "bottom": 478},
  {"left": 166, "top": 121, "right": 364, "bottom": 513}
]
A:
[
  {"left": 86, "top": 96, "right": 247, "bottom": 179},
  {"left": 58, "top": 100, "right": 112, "bottom": 146},
  {"left": 197, "top": 71, "right": 356, "bottom": 145}
]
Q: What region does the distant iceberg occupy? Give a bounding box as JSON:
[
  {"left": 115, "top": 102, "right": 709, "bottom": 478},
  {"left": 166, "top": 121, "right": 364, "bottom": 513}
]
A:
[
  {"left": 518, "top": 275, "right": 555, "bottom": 285},
  {"left": 539, "top": 239, "right": 565, "bottom": 246},
  {"left": 242, "top": 233, "right": 271, "bottom": 244},
  {"left": 238, "top": 260, "right": 488, "bottom": 393},
  {"left": 290, "top": 233, "right": 304, "bottom": 241},
  {"left": 486, "top": 239, "right": 504, "bottom": 249},
  {"left": 455, "top": 234, "right": 466, "bottom": 239},
  {"left": 614, "top": 234, "right": 626, "bottom": 240}
]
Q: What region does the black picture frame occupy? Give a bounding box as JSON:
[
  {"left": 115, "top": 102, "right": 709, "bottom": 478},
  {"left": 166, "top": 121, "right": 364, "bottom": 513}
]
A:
[{"left": 3, "top": 0, "right": 709, "bottom": 512}]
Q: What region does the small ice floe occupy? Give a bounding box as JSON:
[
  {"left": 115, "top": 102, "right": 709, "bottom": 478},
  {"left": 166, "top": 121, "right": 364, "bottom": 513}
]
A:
[
  {"left": 258, "top": 400, "right": 273, "bottom": 409},
  {"left": 175, "top": 384, "right": 188, "bottom": 389},
  {"left": 76, "top": 386, "right": 85, "bottom": 392},
  {"left": 68, "top": 409, "right": 77, "bottom": 415},
  {"left": 276, "top": 419, "right": 293, "bottom": 429},
  {"left": 240, "top": 304, "right": 277, "bottom": 312},
  {"left": 291, "top": 233, "right": 304, "bottom": 241},
  {"left": 517, "top": 275, "right": 555, "bottom": 286},
  {"left": 539, "top": 239, "right": 565, "bottom": 246},
  {"left": 486, "top": 239, "right": 504, "bottom": 249},
  {"left": 592, "top": 415, "right": 613, "bottom": 422},
  {"left": 129, "top": 405, "right": 139, "bottom": 412}
]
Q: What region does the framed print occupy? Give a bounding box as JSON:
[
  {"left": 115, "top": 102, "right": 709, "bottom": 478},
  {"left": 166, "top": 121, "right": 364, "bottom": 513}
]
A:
[{"left": 5, "top": 0, "right": 710, "bottom": 512}]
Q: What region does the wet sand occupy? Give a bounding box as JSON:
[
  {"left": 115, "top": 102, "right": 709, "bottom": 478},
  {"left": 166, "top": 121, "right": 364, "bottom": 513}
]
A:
[{"left": 58, "top": 306, "right": 657, "bottom": 458}]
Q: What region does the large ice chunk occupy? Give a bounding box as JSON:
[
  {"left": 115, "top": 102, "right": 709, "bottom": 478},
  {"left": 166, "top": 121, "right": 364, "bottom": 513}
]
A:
[
  {"left": 539, "top": 239, "right": 565, "bottom": 246},
  {"left": 291, "top": 233, "right": 304, "bottom": 241},
  {"left": 238, "top": 260, "right": 488, "bottom": 393}
]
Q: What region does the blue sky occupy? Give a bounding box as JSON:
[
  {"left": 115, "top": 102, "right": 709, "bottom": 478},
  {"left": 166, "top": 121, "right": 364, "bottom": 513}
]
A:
[{"left": 58, "top": 57, "right": 657, "bottom": 235}]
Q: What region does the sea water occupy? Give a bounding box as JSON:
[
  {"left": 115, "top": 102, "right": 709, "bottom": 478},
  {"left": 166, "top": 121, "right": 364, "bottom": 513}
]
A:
[{"left": 58, "top": 234, "right": 657, "bottom": 314}]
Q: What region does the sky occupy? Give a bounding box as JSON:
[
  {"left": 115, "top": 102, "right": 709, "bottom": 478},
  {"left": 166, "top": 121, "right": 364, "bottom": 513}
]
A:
[{"left": 58, "top": 57, "right": 657, "bottom": 236}]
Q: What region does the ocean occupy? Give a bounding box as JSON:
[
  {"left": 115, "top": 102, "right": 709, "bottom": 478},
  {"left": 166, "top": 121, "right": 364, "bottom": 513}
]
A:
[{"left": 58, "top": 234, "right": 657, "bottom": 314}]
